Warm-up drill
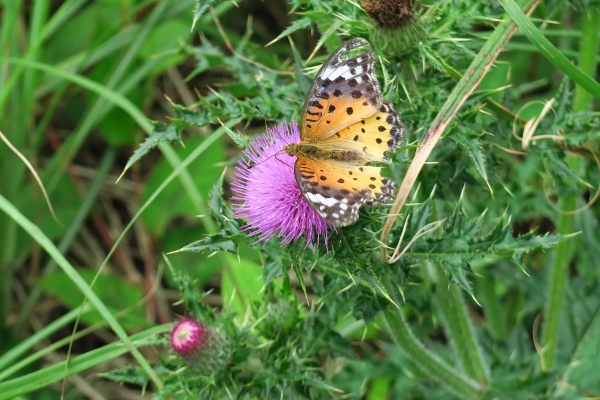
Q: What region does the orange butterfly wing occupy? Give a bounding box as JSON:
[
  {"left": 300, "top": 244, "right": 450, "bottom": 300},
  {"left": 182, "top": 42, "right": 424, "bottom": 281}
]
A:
[
  {"left": 300, "top": 38, "right": 382, "bottom": 141},
  {"left": 294, "top": 39, "right": 405, "bottom": 227},
  {"left": 295, "top": 158, "right": 394, "bottom": 227},
  {"left": 319, "top": 101, "right": 404, "bottom": 164}
]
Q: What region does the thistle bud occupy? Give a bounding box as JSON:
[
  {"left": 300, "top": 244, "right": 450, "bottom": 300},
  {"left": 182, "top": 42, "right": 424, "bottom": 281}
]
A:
[
  {"left": 363, "top": 0, "right": 425, "bottom": 56},
  {"left": 171, "top": 318, "right": 232, "bottom": 376},
  {"left": 258, "top": 298, "right": 298, "bottom": 338}
]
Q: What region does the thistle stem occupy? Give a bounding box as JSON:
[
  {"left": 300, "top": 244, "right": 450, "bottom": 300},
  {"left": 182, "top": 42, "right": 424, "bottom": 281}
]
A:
[
  {"left": 541, "top": 7, "right": 599, "bottom": 370},
  {"left": 382, "top": 276, "right": 483, "bottom": 399},
  {"left": 476, "top": 273, "right": 507, "bottom": 341},
  {"left": 431, "top": 263, "right": 489, "bottom": 385}
]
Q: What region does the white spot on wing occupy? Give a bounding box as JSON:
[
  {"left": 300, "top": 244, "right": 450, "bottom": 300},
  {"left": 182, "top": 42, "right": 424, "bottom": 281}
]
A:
[
  {"left": 306, "top": 192, "right": 338, "bottom": 208},
  {"left": 321, "top": 66, "right": 336, "bottom": 79},
  {"left": 326, "top": 65, "right": 351, "bottom": 80}
]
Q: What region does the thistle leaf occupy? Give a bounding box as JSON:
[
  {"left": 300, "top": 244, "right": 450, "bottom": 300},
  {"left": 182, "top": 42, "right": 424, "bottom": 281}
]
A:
[
  {"left": 104, "top": 366, "right": 149, "bottom": 387},
  {"left": 174, "top": 233, "right": 238, "bottom": 255},
  {"left": 192, "top": 0, "right": 215, "bottom": 31},
  {"left": 399, "top": 196, "right": 572, "bottom": 295},
  {"left": 267, "top": 17, "right": 312, "bottom": 46},
  {"left": 209, "top": 173, "right": 240, "bottom": 234},
  {"left": 288, "top": 244, "right": 308, "bottom": 302},
  {"left": 123, "top": 122, "right": 180, "bottom": 173}
]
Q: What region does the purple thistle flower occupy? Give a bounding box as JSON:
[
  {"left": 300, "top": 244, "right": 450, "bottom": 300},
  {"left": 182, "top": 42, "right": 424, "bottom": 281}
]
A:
[
  {"left": 171, "top": 317, "right": 208, "bottom": 357},
  {"left": 231, "top": 122, "right": 333, "bottom": 248},
  {"left": 170, "top": 317, "right": 233, "bottom": 375}
]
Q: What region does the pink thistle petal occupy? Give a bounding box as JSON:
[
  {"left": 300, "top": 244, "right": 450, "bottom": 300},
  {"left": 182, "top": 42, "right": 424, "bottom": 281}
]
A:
[
  {"left": 231, "top": 122, "right": 333, "bottom": 249},
  {"left": 171, "top": 318, "right": 208, "bottom": 357}
]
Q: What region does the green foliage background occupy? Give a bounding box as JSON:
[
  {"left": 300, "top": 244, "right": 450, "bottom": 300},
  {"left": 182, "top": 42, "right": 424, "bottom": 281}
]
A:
[{"left": 0, "top": 0, "right": 599, "bottom": 398}]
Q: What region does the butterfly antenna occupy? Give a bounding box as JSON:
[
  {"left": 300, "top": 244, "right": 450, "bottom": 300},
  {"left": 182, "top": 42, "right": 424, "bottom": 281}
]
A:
[
  {"left": 248, "top": 149, "right": 287, "bottom": 169},
  {"left": 255, "top": 105, "right": 273, "bottom": 131},
  {"left": 274, "top": 152, "right": 294, "bottom": 169}
]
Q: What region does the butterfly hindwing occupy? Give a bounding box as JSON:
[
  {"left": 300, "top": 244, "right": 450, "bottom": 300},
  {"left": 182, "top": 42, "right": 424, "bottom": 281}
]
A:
[
  {"left": 300, "top": 38, "right": 382, "bottom": 141},
  {"left": 294, "top": 157, "right": 395, "bottom": 227}
]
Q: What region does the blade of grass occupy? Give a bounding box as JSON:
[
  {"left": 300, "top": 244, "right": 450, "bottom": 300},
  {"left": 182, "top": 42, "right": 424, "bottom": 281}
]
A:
[
  {"left": 499, "top": 0, "right": 600, "bottom": 102},
  {"left": 2, "top": 304, "right": 151, "bottom": 382},
  {"left": 22, "top": 0, "right": 48, "bottom": 127},
  {"left": 63, "top": 123, "right": 237, "bottom": 370},
  {"left": 0, "top": 58, "right": 151, "bottom": 130},
  {"left": 1, "top": 55, "right": 238, "bottom": 321},
  {"left": 40, "top": 0, "right": 173, "bottom": 187},
  {"left": 40, "top": 0, "right": 234, "bottom": 187},
  {"left": 0, "top": 195, "right": 163, "bottom": 389},
  {"left": 0, "top": 0, "right": 24, "bottom": 328},
  {"left": 57, "top": 120, "right": 237, "bottom": 394},
  {"left": 0, "top": 306, "right": 90, "bottom": 374},
  {"left": 96, "top": 122, "right": 239, "bottom": 280},
  {"left": 12, "top": 148, "right": 117, "bottom": 332},
  {"left": 540, "top": 7, "right": 599, "bottom": 371},
  {"left": 0, "top": 0, "right": 22, "bottom": 60},
  {"left": 0, "top": 0, "right": 88, "bottom": 118},
  {"left": 0, "top": 324, "right": 169, "bottom": 399},
  {"left": 3, "top": 258, "right": 165, "bottom": 381},
  {"left": 380, "top": 0, "right": 541, "bottom": 255}
]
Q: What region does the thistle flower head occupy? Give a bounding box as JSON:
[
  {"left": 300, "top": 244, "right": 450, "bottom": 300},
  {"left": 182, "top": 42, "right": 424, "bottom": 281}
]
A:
[
  {"left": 231, "top": 122, "right": 333, "bottom": 248},
  {"left": 363, "top": 0, "right": 425, "bottom": 56},
  {"left": 363, "top": 0, "right": 416, "bottom": 29},
  {"left": 171, "top": 317, "right": 208, "bottom": 357},
  {"left": 170, "top": 317, "right": 232, "bottom": 376}
]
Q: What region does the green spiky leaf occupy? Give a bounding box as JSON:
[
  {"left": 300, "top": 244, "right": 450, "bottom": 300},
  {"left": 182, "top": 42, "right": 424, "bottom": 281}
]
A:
[
  {"left": 267, "top": 17, "right": 312, "bottom": 46},
  {"left": 175, "top": 233, "right": 238, "bottom": 255},
  {"left": 124, "top": 122, "right": 180, "bottom": 173},
  {"left": 192, "top": 0, "right": 215, "bottom": 31}
]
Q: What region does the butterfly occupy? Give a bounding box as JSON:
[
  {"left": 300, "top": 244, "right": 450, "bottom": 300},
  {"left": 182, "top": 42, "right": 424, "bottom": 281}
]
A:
[{"left": 284, "top": 38, "right": 405, "bottom": 227}]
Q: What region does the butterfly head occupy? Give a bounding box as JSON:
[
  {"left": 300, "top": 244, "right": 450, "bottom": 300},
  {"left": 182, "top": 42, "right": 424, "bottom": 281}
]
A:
[{"left": 283, "top": 143, "right": 300, "bottom": 157}]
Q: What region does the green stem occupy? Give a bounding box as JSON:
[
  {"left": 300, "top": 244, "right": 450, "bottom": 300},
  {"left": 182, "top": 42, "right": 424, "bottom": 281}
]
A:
[
  {"left": 541, "top": 7, "right": 599, "bottom": 371},
  {"left": 380, "top": 0, "right": 541, "bottom": 252},
  {"left": 382, "top": 276, "right": 482, "bottom": 399},
  {"left": 476, "top": 273, "right": 507, "bottom": 341},
  {"left": 431, "top": 263, "right": 489, "bottom": 385}
]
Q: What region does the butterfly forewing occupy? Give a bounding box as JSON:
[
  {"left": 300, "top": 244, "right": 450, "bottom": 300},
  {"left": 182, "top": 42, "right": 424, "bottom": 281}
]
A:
[
  {"left": 320, "top": 101, "right": 405, "bottom": 164},
  {"left": 300, "top": 39, "right": 382, "bottom": 141}
]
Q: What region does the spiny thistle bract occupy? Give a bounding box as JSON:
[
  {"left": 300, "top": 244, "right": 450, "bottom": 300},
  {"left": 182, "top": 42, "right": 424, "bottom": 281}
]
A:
[{"left": 170, "top": 317, "right": 232, "bottom": 376}]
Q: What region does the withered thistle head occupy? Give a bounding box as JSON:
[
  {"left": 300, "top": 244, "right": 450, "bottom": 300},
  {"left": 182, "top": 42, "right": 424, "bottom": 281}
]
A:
[
  {"left": 363, "top": 0, "right": 416, "bottom": 29},
  {"left": 362, "top": 0, "right": 425, "bottom": 56}
]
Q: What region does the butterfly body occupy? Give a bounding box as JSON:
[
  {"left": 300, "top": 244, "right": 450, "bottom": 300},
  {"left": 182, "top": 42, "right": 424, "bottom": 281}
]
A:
[
  {"left": 284, "top": 143, "right": 365, "bottom": 163},
  {"left": 291, "top": 38, "right": 405, "bottom": 227}
]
